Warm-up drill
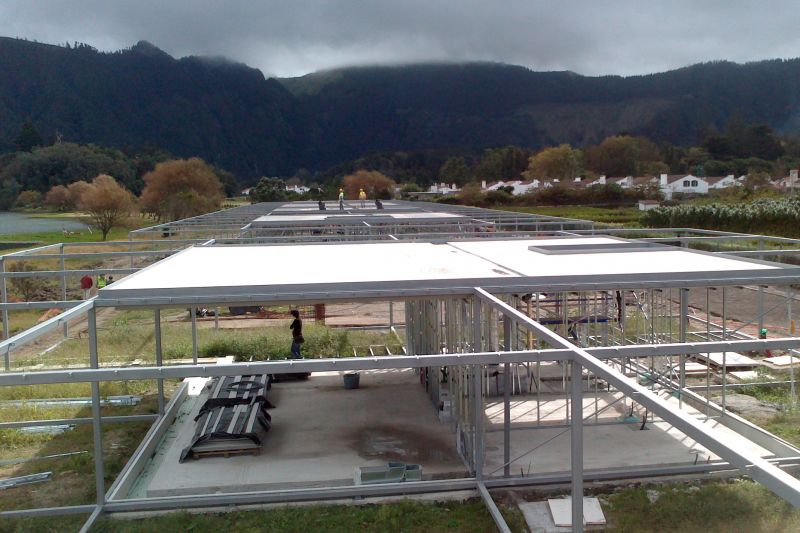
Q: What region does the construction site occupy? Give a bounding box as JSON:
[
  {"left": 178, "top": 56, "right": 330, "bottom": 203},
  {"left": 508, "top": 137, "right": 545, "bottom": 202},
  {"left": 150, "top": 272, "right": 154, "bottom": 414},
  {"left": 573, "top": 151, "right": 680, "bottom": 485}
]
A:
[{"left": 3, "top": 200, "right": 800, "bottom": 532}]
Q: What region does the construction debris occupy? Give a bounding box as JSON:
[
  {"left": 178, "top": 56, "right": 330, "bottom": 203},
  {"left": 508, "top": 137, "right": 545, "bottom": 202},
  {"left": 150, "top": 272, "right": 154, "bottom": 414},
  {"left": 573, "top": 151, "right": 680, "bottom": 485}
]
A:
[
  {"left": 0, "top": 472, "right": 53, "bottom": 490},
  {"left": 1, "top": 395, "right": 141, "bottom": 407}
]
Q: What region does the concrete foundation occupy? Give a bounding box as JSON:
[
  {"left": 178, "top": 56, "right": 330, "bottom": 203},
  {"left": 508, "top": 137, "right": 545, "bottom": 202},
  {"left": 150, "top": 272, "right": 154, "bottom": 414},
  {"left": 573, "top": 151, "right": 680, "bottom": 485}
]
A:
[
  {"left": 127, "top": 368, "right": 775, "bottom": 499},
  {"left": 133, "top": 369, "right": 465, "bottom": 497}
]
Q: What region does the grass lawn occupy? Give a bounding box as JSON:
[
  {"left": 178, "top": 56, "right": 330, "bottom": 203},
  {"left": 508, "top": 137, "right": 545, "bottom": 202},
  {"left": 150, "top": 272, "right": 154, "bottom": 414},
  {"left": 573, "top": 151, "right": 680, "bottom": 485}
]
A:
[
  {"left": 12, "top": 311, "right": 404, "bottom": 369},
  {"left": 602, "top": 479, "right": 800, "bottom": 532},
  {"left": 1, "top": 499, "right": 529, "bottom": 533},
  {"left": 500, "top": 205, "right": 643, "bottom": 226}
]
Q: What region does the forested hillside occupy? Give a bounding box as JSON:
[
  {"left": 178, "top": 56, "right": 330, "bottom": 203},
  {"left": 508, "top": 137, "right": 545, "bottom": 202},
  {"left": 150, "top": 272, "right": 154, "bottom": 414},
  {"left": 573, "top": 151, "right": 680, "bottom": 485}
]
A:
[
  {"left": 0, "top": 38, "right": 302, "bottom": 176},
  {"left": 2, "top": 36, "right": 800, "bottom": 180}
]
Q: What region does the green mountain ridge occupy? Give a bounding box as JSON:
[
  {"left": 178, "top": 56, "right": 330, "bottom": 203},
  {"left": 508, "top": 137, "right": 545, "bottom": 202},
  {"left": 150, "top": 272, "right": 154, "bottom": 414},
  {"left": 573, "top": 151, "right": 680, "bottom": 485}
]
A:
[{"left": 2, "top": 36, "right": 800, "bottom": 179}]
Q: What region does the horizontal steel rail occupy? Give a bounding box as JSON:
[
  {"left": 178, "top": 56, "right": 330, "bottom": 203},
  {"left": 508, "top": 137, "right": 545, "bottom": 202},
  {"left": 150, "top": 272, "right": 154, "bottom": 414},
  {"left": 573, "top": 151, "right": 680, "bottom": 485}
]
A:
[
  {"left": 0, "top": 299, "right": 93, "bottom": 354},
  {"left": 2, "top": 337, "right": 799, "bottom": 385},
  {"left": 0, "top": 268, "right": 138, "bottom": 279},
  {"left": 0, "top": 414, "right": 158, "bottom": 429}
]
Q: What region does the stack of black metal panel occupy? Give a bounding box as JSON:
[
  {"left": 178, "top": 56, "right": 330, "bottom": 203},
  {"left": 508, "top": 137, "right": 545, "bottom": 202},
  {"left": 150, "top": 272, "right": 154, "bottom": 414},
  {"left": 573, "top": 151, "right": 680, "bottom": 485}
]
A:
[{"left": 179, "top": 374, "right": 272, "bottom": 462}]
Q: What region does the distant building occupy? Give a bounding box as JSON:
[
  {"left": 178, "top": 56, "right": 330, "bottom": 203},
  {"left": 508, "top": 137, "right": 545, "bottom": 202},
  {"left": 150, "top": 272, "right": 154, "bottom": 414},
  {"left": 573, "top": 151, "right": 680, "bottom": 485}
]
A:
[
  {"left": 429, "top": 183, "right": 460, "bottom": 195},
  {"left": 638, "top": 200, "right": 661, "bottom": 211},
  {"left": 286, "top": 184, "right": 310, "bottom": 194},
  {"left": 483, "top": 179, "right": 540, "bottom": 195}
]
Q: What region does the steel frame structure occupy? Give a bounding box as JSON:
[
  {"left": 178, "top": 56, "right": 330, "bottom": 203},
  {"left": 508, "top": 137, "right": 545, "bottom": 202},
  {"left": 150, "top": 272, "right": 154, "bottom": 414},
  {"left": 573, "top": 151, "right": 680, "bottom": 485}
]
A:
[{"left": 4, "top": 201, "right": 800, "bottom": 532}]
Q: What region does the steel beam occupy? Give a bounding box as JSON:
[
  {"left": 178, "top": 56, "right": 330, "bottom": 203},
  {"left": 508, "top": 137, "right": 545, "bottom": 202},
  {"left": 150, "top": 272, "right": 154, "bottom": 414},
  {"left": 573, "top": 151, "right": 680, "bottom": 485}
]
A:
[
  {"left": 503, "top": 315, "right": 511, "bottom": 478},
  {"left": 3, "top": 337, "right": 800, "bottom": 386},
  {"left": 1, "top": 257, "right": 8, "bottom": 343},
  {"left": 571, "top": 359, "right": 584, "bottom": 532},
  {"left": 0, "top": 414, "right": 157, "bottom": 429},
  {"left": 478, "top": 482, "right": 512, "bottom": 533},
  {"left": 155, "top": 309, "right": 164, "bottom": 415},
  {"left": 88, "top": 308, "right": 105, "bottom": 512},
  {"left": 191, "top": 306, "right": 198, "bottom": 365},
  {"left": 0, "top": 299, "right": 93, "bottom": 356}
]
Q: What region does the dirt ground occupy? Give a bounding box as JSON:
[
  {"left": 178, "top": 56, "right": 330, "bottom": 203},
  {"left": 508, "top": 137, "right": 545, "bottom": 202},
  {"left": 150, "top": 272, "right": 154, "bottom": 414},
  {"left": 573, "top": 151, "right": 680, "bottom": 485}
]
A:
[{"left": 686, "top": 285, "right": 798, "bottom": 337}]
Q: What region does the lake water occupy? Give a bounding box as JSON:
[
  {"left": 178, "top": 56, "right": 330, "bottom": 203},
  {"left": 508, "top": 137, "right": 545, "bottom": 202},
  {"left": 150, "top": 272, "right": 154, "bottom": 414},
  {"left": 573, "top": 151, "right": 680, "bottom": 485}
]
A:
[{"left": 0, "top": 211, "right": 88, "bottom": 236}]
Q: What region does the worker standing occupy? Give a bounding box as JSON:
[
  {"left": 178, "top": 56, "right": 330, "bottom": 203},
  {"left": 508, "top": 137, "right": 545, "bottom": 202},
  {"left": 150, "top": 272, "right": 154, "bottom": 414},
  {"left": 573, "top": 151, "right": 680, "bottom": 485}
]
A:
[
  {"left": 80, "top": 275, "right": 93, "bottom": 299},
  {"left": 338, "top": 189, "right": 345, "bottom": 210},
  {"left": 358, "top": 188, "right": 367, "bottom": 207},
  {"left": 289, "top": 309, "right": 304, "bottom": 359},
  {"left": 97, "top": 274, "right": 107, "bottom": 290}
]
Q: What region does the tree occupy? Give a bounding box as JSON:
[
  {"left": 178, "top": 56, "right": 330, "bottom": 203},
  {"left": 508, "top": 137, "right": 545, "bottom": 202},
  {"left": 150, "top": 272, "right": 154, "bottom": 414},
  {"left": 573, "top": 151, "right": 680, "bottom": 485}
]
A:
[
  {"left": 458, "top": 183, "right": 485, "bottom": 206},
  {"left": 439, "top": 157, "right": 471, "bottom": 186},
  {"left": 14, "top": 121, "right": 43, "bottom": 152},
  {"left": 66, "top": 181, "right": 91, "bottom": 209},
  {"left": 583, "top": 135, "right": 662, "bottom": 176},
  {"left": 214, "top": 166, "right": 239, "bottom": 197},
  {"left": 139, "top": 158, "right": 224, "bottom": 221},
  {"left": 743, "top": 170, "right": 771, "bottom": 190},
  {"left": 0, "top": 142, "right": 138, "bottom": 193},
  {"left": 77, "top": 175, "right": 136, "bottom": 240},
  {"left": 14, "top": 190, "right": 42, "bottom": 208},
  {"left": 342, "top": 170, "right": 396, "bottom": 199},
  {"left": 524, "top": 144, "right": 582, "bottom": 181},
  {"left": 44, "top": 185, "right": 71, "bottom": 211},
  {"left": 7, "top": 262, "right": 52, "bottom": 301},
  {"left": 0, "top": 178, "right": 21, "bottom": 210},
  {"left": 249, "top": 177, "right": 289, "bottom": 203}
]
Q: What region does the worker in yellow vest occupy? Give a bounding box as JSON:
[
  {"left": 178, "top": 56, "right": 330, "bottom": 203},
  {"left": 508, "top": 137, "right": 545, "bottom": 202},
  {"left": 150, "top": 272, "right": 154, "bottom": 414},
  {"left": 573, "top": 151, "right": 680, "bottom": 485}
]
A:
[
  {"left": 338, "top": 189, "right": 345, "bottom": 210},
  {"left": 358, "top": 188, "right": 367, "bottom": 207}
]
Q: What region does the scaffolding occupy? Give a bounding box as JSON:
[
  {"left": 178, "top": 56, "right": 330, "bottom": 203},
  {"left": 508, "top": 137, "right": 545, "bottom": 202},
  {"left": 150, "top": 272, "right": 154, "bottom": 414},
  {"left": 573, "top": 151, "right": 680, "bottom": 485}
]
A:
[{"left": 4, "top": 201, "right": 800, "bottom": 532}]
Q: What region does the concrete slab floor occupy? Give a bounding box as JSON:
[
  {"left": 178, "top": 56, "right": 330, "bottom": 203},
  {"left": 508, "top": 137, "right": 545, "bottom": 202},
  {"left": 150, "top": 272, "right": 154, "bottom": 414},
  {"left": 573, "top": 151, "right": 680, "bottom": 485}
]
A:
[
  {"left": 133, "top": 369, "right": 467, "bottom": 498},
  {"left": 482, "top": 390, "right": 774, "bottom": 477},
  {"left": 128, "top": 369, "right": 777, "bottom": 500}
]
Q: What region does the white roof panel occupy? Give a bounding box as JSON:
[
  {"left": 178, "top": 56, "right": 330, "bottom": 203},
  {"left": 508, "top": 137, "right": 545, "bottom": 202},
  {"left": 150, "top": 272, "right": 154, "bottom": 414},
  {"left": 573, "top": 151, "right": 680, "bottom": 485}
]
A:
[
  {"left": 98, "top": 237, "right": 797, "bottom": 306},
  {"left": 448, "top": 239, "right": 778, "bottom": 277}
]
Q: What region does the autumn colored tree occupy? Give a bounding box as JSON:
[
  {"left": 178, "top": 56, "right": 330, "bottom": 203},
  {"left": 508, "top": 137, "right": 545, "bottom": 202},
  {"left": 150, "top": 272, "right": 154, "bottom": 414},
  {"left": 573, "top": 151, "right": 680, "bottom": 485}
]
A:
[
  {"left": 523, "top": 144, "right": 582, "bottom": 181},
  {"left": 44, "top": 185, "right": 70, "bottom": 211},
  {"left": 457, "top": 182, "right": 485, "bottom": 206},
  {"left": 139, "top": 158, "right": 224, "bottom": 221},
  {"left": 67, "top": 181, "right": 91, "bottom": 208},
  {"left": 342, "top": 170, "right": 396, "bottom": 200},
  {"left": 14, "top": 190, "right": 42, "bottom": 208},
  {"left": 77, "top": 174, "right": 136, "bottom": 240}
]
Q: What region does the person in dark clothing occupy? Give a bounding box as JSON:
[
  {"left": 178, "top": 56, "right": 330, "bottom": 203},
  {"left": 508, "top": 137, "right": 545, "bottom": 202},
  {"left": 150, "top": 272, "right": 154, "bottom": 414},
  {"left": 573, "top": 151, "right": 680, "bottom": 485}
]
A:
[
  {"left": 318, "top": 200, "right": 326, "bottom": 211},
  {"left": 289, "top": 309, "right": 304, "bottom": 359},
  {"left": 374, "top": 198, "right": 383, "bottom": 209}
]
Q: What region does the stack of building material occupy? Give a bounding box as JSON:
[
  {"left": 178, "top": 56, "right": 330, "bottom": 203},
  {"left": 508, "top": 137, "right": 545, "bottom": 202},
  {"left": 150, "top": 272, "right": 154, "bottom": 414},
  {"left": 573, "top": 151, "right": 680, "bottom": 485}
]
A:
[{"left": 179, "top": 374, "right": 272, "bottom": 462}]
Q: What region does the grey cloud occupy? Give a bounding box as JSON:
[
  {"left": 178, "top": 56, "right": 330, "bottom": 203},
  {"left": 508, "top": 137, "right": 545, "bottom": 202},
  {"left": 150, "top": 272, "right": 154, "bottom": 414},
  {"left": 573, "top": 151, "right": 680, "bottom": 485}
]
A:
[{"left": 1, "top": 0, "right": 799, "bottom": 77}]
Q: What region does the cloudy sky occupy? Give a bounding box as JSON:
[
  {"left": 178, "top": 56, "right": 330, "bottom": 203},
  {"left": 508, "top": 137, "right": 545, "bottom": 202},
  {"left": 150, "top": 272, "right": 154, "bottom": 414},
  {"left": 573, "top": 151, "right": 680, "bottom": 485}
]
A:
[{"left": 2, "top": 0, "right": 799, "bottom": 78}]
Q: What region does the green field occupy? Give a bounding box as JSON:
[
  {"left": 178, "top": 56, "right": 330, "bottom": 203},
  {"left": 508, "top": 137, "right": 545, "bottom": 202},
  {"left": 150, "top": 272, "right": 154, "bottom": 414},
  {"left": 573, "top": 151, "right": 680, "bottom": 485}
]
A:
[{"left": 500, "top": 206, "right": 643, "bottom": 226}]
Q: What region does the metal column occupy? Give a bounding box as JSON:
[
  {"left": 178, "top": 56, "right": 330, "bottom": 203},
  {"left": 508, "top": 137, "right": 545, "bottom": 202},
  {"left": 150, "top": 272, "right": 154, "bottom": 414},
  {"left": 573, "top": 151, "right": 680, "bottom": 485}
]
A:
[
  {"left": 191, "top": 306, "right": 198, "bottom": 365},
  {"left": 679, "top": 288, "right": 688, "bottom": 407},
  {"left": 472, "top": 297, "right": 483, "bottom": 479},
  {"left": 1, "top": 257, "right": 8, "bottom": 343},
  {"left": 503, "top": 315, "right": 511, "bottom": 478},
  {"left": 788, "top": 288, "right": 796, "bottom": 406},
  {"left": 155, "top": 309, "right": 165, "bottom": 415},
  {"left": 60, "top": 244, "right": 68, "bottom": 337},
  {"left": 571, "top": 359, "right": 584, "bottom": 533},
  {"left": 87, "top": 306, "right": 105, "bottom": 522}
]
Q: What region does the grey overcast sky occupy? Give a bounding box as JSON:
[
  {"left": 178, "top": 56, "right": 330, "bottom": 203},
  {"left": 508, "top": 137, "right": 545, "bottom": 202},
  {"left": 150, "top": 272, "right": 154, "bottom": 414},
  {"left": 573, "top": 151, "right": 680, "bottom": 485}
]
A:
[{"left": 2, "top": 0, "right": 799, "bottom": 78}]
